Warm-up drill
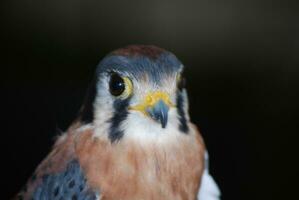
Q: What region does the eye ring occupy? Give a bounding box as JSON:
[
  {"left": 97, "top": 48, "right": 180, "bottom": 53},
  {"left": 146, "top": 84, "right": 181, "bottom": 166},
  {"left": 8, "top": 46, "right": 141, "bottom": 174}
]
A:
[
  {"left": 109, "top": 73, "right": 133, "bottom": 98},
  {"left": 176, "top": 73, "right": 186, "bottom": 91}
]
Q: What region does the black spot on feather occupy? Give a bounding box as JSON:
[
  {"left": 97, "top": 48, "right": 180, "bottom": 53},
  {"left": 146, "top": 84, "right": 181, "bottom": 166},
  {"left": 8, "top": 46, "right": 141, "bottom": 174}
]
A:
[
  {"left": 30, "top": 160, "right": 97, "bottom": 200},
  {"left": 72, "top": 194, "right": 78, "bottom": 200},
  {"left": 68, "top": 179, "right": 75, "bottom": 188},
  {"left": 53, "top": 186, "right": 59, "bottom": 197}
]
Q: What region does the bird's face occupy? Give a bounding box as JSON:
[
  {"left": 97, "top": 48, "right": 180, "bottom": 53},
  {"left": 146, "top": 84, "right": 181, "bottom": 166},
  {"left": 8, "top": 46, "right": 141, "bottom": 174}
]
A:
[{"left": 78, "top": 46, "right": 189, "bottom": 142}]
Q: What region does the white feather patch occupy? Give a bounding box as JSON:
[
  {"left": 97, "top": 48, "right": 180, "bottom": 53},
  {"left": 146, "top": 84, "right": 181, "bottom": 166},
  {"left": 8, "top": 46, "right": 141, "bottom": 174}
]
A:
[{"left": 198, "top": 152, "right": 221, "bottom": 200}]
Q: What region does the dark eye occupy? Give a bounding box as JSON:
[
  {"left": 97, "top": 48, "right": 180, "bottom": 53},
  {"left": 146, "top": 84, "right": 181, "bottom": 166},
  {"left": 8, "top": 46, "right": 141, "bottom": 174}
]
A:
[
  {"left": 109, "top": 73, "right": 125, "bottom": 96},
  {"left": 177, "top": 74, "right": 186, "bottom": 91}
]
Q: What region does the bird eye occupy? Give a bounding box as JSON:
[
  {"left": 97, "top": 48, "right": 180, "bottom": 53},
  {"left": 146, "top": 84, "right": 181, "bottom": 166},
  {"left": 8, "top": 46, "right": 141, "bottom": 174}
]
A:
[
  {"left": 109, "top": 73, "right": 133, "bottom": 98},
  {"left": 109, "top": 73, "right": 125, "bottom": 96},
  {"left": 177, "top": 73, "right": 186, "bottom": 91}
]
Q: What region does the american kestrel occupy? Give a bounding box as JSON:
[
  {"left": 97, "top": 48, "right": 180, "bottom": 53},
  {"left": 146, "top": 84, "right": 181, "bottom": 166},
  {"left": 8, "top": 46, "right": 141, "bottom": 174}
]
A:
[{"left": 15, "top": 45, "right": 220, "bottom": 200}]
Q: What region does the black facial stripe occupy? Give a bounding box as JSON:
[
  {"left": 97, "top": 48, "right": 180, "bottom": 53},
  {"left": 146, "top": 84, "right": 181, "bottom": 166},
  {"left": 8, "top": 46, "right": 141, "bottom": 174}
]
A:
[
  {"left": 77, "top": 75, "right": 97, "bottom": 124},
  {"left": 176, "top": 91, "right": 189, "bottom": 133},
  {"left": 108, "top": 98, "right": 130, "bottom": 142}
]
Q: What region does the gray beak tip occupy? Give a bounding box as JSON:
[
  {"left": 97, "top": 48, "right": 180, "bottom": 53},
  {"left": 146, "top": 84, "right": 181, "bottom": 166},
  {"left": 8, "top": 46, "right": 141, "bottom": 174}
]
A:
[{"left": 147, "top": 100, "right": 169, "bottom": 128}]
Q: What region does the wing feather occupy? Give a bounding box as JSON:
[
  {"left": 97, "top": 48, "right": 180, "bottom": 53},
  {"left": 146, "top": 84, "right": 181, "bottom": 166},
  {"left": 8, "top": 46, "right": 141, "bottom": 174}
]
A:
[{"left": 15, "top": 130, "right": 99, "bottom": 200}]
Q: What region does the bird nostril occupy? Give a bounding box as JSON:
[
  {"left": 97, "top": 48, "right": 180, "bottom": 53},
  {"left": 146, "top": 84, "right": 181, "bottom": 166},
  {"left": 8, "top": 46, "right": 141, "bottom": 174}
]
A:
[{"left": 146, "top": 100, "right": 169, "bottom": 128}]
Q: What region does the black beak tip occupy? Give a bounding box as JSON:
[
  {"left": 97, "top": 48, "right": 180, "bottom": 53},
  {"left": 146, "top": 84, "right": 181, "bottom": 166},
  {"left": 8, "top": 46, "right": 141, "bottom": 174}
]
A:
[
  {"left": 161, "top": 120, "right": 167, "bottom": 128},
  {"left": 160, "top": 110, "right": 168, "bottom": 128}
]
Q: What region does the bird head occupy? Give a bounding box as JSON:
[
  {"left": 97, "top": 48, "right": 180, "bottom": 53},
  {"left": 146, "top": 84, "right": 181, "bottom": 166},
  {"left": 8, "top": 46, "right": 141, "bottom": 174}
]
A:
[{"left": 77, "top": 45, "right": 189, "bottom": 142}]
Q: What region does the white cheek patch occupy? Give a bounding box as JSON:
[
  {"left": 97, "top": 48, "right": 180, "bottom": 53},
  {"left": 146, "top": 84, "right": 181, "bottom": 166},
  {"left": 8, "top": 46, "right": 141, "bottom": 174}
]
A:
[{"left": 93, "top": 79, "right": 115, "bottom": 138}]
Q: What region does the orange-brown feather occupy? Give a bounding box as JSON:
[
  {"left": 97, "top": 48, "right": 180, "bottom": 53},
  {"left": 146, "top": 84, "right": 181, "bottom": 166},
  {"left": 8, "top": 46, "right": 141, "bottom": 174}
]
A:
[
  {"left": 19, "top": 123, "right": 205, "bottom": 200},
  {"left": 75, "top": 124, "right": 205, "bottom": 200}
]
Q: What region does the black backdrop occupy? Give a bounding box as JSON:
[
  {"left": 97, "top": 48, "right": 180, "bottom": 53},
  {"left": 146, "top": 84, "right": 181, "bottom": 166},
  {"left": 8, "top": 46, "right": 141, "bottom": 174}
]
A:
[{"left": 1, "top": 0, "right": 298, "bottom": 199}]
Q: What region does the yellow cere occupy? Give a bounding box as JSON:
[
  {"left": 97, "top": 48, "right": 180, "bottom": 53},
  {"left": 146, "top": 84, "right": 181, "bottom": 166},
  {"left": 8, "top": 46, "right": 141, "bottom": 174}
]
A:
[
  {"left": 120, "top": 77, "right": 133, "bottom": 99},
  {"left": 129, "top": 91, "right": 174, "bottom": 115}
]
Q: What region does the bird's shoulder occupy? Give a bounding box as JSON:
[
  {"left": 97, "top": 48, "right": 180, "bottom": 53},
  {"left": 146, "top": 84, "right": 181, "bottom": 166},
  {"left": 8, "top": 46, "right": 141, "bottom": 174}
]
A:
[{"left": 15, "top": 125, "right": 99, "bottom": 200}]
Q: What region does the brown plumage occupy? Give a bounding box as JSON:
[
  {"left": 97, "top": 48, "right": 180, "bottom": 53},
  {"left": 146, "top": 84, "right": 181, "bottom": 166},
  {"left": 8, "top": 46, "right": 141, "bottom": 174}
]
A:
[{"left": 17, "top": 122, "right": 205, "bottom": 200}]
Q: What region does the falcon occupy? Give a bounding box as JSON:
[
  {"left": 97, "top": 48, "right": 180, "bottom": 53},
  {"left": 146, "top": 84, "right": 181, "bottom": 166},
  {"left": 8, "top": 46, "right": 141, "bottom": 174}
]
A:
[{"left": 15, "top": 45, "right": 220, "bottom": 200}]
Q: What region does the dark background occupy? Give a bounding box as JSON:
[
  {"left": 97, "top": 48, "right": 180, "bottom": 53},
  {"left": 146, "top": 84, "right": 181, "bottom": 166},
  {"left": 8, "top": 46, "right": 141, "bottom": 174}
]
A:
[{"left": 1, "top": 0, "right": 298, "bottom": 199}]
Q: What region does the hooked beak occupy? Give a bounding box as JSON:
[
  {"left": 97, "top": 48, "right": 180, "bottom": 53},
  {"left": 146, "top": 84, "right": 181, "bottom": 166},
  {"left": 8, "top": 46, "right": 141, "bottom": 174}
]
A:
[
  {"left": 129, "top": 91, "right": 173, "bottom": 128},
  {"left": 146, "top": 100, "right": 169, "bottom": 128}
]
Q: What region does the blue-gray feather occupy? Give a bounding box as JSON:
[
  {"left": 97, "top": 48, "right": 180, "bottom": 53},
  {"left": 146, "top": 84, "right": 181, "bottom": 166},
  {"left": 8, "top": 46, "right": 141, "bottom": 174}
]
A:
[
  {"left": 97, "top": 53, "right": 182, "bottom": 85},
  {"left": 31, "top": 160, "right": 98, "bottom": 200}
]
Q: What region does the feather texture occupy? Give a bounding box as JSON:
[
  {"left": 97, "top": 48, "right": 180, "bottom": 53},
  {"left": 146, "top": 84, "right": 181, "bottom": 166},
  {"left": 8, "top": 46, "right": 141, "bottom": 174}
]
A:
[
  {"left": 197, "top": 152, "right": 221, "bottom": 200},
  {"left": 16, "top": 122, "right": 206, "bottom": 200},
  {"left": 76, "top": 123, "right": 205, "bottom": 200}
]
